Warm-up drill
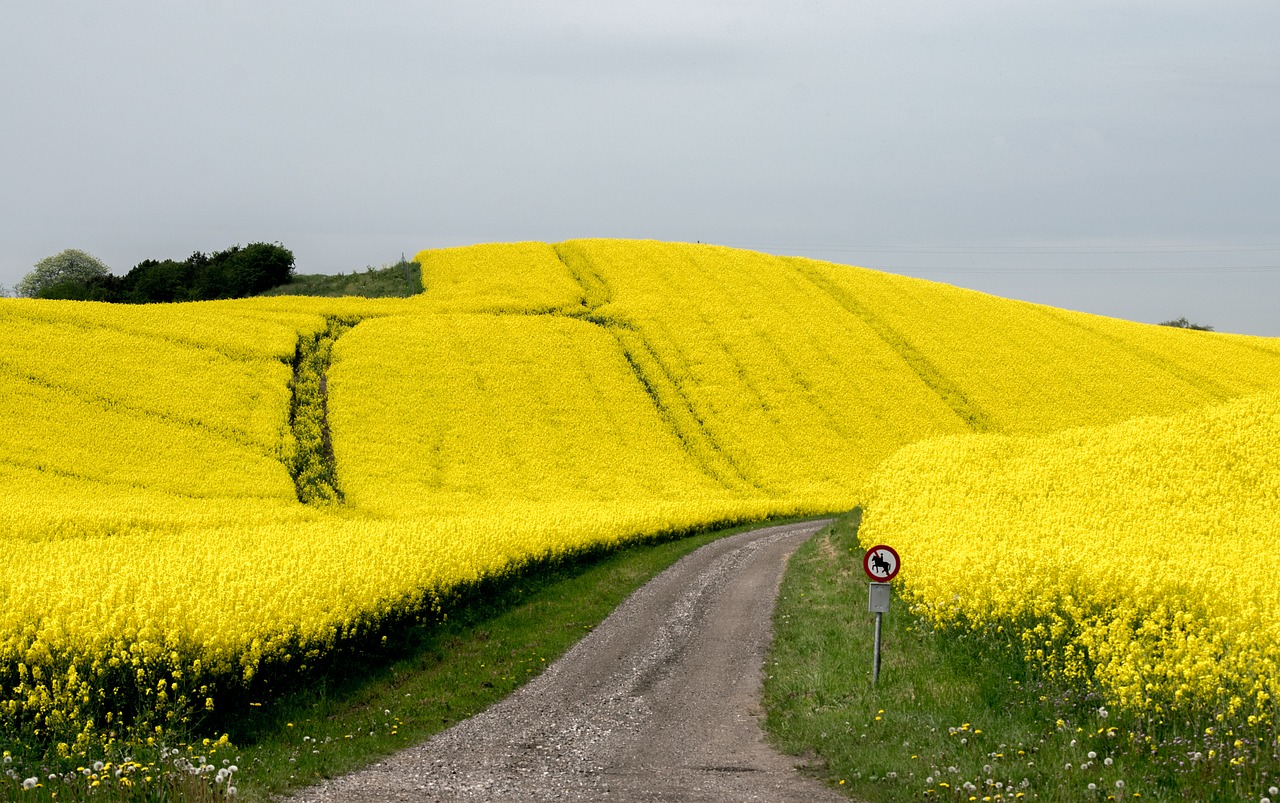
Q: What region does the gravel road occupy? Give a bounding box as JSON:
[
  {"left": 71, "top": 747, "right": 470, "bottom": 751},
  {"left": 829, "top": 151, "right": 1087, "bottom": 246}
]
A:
[{"left": 288, "top": 519, "right": 846, "bottom": 802}]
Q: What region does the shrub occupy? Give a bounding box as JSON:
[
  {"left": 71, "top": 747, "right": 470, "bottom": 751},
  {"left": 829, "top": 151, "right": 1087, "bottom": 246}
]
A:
[{"left": 1158, "top": 316, "right": 1213, "bottom": 331}]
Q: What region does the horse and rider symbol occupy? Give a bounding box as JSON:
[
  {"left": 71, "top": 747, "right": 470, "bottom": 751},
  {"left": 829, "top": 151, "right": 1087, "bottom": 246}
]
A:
[{"left": 862, "top": 544, "right": 901, "bottom": 582}]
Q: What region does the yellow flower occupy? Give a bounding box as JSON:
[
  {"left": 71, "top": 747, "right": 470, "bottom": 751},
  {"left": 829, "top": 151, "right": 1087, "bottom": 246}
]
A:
[{"left": 5, "top": 240, "right": 1280, "bottom": 747}]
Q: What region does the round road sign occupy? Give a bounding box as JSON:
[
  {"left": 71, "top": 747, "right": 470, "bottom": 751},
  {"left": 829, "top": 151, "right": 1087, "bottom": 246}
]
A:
[{"left": 863, "top": 545, "right": 901, "bottom": 582}]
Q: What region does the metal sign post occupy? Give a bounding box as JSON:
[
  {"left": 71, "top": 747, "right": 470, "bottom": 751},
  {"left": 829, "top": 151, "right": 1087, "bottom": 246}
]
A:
[
  {"left": 868, "top": 582, "right": 890, "bottom": 684},
  {"left": 862, "top": 545, "right": 901, "bottom": 687}
]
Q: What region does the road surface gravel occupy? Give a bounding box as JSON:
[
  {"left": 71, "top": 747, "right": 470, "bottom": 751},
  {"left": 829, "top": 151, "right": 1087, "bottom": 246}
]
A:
[{"left": 287, "top": 519, "right": 846, "bottom": 802}]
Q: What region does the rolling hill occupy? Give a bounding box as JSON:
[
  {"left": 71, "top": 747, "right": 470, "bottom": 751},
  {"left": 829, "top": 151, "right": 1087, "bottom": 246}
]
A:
[{"left": 2, "top": 239, "right": 1278, "bottom": 753}]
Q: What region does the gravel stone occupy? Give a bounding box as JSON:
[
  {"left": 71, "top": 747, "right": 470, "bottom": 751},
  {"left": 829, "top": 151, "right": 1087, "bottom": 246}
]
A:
[{"left": 287, "top": 520, "right": 847, "bottom": 802}]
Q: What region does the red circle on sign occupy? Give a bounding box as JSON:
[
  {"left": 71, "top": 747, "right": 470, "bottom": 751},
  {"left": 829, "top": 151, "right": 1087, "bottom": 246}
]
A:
[{"left": 863, "top": 545, "right": 901, "bottom": 581}]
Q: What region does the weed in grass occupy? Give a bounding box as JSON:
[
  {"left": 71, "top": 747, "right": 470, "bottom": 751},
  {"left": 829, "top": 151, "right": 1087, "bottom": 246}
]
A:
[
  {"left": 221, "top": 517, "right": 823, "bottom": 800},
  {"left": 765, "top": 511, "right": 1280, "bottom": 802},
  {"left": 0, "top": 739, "right": 240, "bottom": 803},
  {"left": 0, "top": 517, "right": 819, "bottom": 802}
]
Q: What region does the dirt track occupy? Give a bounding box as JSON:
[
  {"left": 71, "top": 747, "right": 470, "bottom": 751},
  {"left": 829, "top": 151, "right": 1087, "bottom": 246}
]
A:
[{"left": 288, "top": 519, "right": 845, "bottom": 802}]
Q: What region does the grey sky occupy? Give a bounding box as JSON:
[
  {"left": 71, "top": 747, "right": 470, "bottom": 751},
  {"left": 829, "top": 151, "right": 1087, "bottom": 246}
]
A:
[{"left": 3, "top": 1, "right": 1277, "bottom": 335}]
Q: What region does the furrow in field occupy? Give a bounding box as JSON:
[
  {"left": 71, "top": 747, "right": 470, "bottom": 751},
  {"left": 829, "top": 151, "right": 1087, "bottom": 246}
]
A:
[
  {"left": 0, "top": 358, "right": 283, "bottom": 461},
  {"left": 797, "top": 264, "right": 993, "bottom": 433},
  {"left": 554, "top": 242, "right": 613, "bottom": 311},
  {"left": 286, "top": 316, "right": 360, "bottom": 505},
  {"left": 1039, "top": 305, "right": 1241, "bottom": 400},
  {"left": 608, "top": 326, "right": 760, "bottom": 492},
  {"left": 552, "top": 244, "right": 758, "bottom": 492}
]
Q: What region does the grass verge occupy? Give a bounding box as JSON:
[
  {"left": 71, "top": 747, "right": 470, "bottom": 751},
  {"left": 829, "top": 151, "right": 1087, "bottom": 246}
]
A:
[
  {"left": 0, "top": 516, "right": 823, "bottom": 802},
  {"left": 765, "top": 511, "right": 1280, "bottom": 803},
  {"left": 224, "top": 517, "right": 832, "bottom": 800}
]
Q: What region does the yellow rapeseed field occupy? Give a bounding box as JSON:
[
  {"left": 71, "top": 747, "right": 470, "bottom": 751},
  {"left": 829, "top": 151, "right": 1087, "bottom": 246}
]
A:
[
  {"left": 859, "top": 392, "right": 1280, "bottom": 725},
  {"left": 2, "top": 239, "right": 1279, "bottom": 754}
]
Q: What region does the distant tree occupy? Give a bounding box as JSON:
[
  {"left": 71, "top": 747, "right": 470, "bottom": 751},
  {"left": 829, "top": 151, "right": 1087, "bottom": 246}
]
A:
[
  {"left": 118, "top": 242, "right": 295, "bottom": 303},
  {"left": 17, "top": 249, "right": 112, "bottom": 299},
  {"left": 34, "top": 278, "right": 105, "bottom": 301},
  {"left": 244, "top": 242, "right": 295, "bottom": 293},
  {"left": 1158, "top": 316, "right": 1213, "bottom": 331},
  {"left": 120, "top": 258, "right": 191, "bottom": 303},
  {"left": 16, "top": 243, "right": 294, "bottom": 304},
  {"left": 205, "top": 242, "right": 295, "bottom": 298}
]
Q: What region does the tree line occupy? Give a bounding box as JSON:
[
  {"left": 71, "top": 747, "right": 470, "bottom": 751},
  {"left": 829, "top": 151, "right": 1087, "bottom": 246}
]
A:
[{"left": 16, "top": 244, "right": 294, "bottom": 303}]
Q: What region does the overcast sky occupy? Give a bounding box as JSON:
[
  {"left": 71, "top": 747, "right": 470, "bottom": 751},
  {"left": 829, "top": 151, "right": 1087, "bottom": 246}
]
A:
[{"left": 2, "top": 1, "right": 1277, "bottom": 335}]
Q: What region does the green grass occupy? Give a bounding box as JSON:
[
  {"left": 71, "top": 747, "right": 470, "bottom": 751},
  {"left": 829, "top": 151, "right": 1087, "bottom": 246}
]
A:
[
  {"left": 764, "top": 511, "right": 1280, "bottom": 802},
  {"left": 225, "top": 516, "right": 823, "bottom": 800},
  {"left": 0, "top": 516, "right": 819, "bottom": 802},
  {"left": 259, "top": 259, "right": 422, "bottom": 298}
]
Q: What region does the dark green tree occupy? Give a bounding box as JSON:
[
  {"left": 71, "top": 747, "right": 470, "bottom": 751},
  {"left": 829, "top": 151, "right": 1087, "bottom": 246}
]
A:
[
  {"left": 1158, "top": 316, "right": 1213, "bottom": 331},
  {"left": 118, "top": 242, "right": 295, "bottom": 303},
  {"left": 121, "top": 259, "right": 191, "bottom": 303}
]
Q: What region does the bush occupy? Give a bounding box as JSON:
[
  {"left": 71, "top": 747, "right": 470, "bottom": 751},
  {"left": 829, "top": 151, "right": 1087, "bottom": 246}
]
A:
[
  {"left": 17, "top": 249, "right": 112, "bottom": 299},
  {"left": 1158, "top": 316, "right": 1213, "bottom": 331}
]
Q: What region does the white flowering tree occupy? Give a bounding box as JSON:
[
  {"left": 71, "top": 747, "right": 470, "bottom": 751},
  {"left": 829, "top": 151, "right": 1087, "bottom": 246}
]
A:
[{"left": 17, "top": 249, "right": 111, "bottom": 298}]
